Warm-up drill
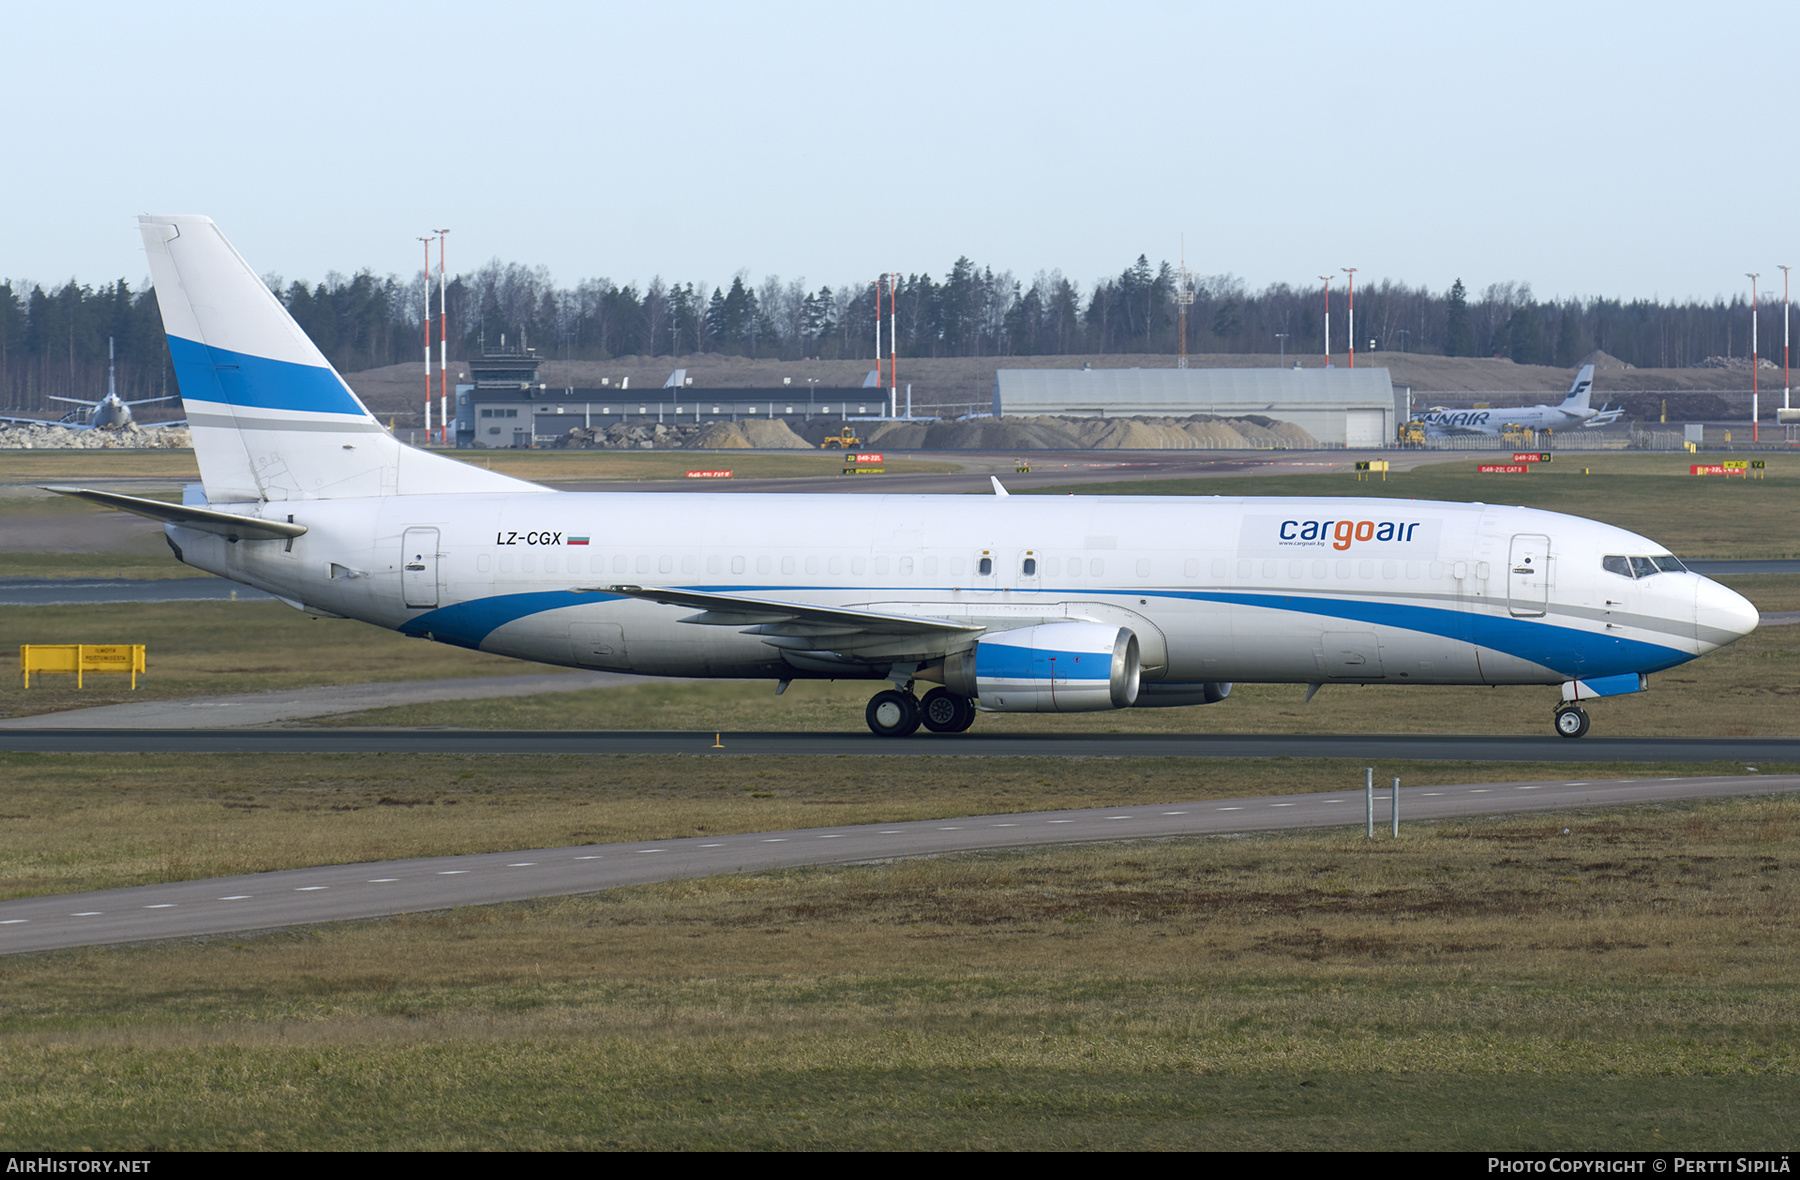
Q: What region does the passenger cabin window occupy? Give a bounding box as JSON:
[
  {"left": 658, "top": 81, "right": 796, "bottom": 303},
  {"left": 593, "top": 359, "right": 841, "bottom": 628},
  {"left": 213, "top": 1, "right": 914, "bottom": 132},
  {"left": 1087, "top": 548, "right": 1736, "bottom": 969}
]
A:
[
  {"left": 978, "top": 556, "right": 993, "bottom": 576},
  {"left": 1022, "top": 557, "right": 1037, "bottom": 575}
]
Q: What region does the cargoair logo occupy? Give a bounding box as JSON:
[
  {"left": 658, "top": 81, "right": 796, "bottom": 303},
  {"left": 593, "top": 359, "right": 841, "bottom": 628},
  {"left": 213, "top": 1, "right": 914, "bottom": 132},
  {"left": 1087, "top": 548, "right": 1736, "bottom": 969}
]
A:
[{"left": 1277, "top": 518, "right": 1426, "bottom": 551}]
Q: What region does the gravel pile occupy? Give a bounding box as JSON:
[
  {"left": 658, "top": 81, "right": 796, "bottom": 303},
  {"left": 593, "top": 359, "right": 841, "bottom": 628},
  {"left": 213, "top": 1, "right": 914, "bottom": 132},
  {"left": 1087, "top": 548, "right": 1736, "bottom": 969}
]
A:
[{"left": 0, "top": 423, "right": 193, "bottom": 449}]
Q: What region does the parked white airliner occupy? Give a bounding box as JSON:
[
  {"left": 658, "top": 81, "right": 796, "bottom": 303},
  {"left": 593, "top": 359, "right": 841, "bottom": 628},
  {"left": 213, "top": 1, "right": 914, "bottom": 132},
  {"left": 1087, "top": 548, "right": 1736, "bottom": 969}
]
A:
[
  {"left": 48, "top": 217, "right": 1757, "bottom": 739},
  {"left": 1415, "top": 365, "right": 1624, "bottom": 437},
  {"left": 1, "top": 337, "right": 183, "bottom": 431}
]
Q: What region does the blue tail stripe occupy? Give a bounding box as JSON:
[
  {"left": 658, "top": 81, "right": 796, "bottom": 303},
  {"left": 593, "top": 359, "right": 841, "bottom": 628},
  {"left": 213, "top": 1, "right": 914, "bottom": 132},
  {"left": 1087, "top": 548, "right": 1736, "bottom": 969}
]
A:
[{"left": 168, "top": 336, "right": 367, "bottom": 417}]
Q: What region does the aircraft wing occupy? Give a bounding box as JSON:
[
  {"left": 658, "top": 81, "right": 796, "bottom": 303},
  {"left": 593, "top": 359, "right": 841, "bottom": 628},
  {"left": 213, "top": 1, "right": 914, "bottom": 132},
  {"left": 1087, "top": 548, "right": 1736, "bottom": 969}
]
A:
[
  {"left": 591, "top": 584, "right": 984, "bottom": 660},
  {"left": 0, "top": 414, "right": 68, "bottom": 427},
  {"left": 41, "top": 486, "right": 308, "bottom": 542}
]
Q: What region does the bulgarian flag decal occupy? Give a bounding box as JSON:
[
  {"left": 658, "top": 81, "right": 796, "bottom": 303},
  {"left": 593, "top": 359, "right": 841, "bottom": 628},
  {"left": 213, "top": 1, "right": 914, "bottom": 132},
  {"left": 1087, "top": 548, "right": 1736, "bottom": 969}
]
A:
[{"left": 569, "top": 536, "right": 590, "bottom": 546}]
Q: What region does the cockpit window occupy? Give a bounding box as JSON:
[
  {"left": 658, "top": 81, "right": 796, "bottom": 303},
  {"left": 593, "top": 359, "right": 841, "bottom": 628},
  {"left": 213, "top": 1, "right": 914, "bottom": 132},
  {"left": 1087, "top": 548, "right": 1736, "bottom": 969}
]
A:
[{"left": 1604, "top": 554, "right": 1687, "bottom": 579}]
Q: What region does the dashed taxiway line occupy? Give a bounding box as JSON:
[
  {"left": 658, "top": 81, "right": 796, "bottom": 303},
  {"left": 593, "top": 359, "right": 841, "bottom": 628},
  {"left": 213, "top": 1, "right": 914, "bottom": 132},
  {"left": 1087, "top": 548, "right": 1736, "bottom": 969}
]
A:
[{"left": 2, "top": 773, "right": 1795, "bottom": 955}]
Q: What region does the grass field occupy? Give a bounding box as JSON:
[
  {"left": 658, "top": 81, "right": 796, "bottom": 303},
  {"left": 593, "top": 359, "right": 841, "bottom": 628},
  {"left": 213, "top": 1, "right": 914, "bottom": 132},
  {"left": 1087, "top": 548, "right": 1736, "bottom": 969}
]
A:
[
  {"left": 1, "top": 795, "right": 1794, "bottom": 1149},
  {"left": 10, "top": 749, "right": 1792, "bottom": 900},
  {"left": 0, "top": 601, "right": 539, "bottom": 718},
  {"left": 439, "top": 448, "right": 960, "bottom": 481}
]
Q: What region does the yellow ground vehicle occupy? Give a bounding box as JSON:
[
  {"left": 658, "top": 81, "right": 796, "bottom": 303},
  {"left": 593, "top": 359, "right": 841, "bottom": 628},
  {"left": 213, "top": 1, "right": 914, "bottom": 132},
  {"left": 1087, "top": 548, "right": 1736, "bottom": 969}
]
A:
[{"left": 820, "top": 427, "right": 861, "bottom": 449}]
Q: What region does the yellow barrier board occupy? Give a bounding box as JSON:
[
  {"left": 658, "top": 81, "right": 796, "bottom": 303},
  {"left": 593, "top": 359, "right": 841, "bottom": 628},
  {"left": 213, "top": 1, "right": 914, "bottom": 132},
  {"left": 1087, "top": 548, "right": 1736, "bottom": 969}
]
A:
[{"left": 20, "top": 645, "right": 145, "bottom": 689}]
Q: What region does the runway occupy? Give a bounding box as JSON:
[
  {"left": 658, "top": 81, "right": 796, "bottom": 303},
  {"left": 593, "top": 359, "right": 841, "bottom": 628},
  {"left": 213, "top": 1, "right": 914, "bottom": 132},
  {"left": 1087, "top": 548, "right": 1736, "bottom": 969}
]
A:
[
  {"left": 2, "top": 726, "right": 1797, "bottom": 762},
  {"left": 3, "top": 771, "right": 1793, "bottom": 955}
]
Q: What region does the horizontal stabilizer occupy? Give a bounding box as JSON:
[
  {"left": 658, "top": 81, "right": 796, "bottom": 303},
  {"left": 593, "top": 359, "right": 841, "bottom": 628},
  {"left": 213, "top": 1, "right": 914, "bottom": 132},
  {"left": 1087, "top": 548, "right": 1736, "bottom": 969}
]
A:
[{"left": 42, "top": 485, "right": 307, "bottom": 542}]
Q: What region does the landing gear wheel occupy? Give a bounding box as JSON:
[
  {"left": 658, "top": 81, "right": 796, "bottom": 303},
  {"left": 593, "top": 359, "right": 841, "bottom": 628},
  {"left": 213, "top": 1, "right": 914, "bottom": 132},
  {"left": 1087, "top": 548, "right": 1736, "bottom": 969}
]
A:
[
  {"left": 866, "top": 689, "right": 922, "bottom": 737},
  {"left": 920, "top": 687, "right": 976, "bottom": 733},
  {"left": 1553, "top": 704, "right": 1590, "bottom": 739}
]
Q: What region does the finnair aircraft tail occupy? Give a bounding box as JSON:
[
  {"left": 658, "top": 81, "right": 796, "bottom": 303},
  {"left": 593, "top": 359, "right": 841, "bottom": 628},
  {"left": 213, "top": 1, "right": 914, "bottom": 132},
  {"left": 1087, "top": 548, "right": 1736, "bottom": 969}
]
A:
[
  {"left": 136, "top": 215, "right": 540, "bottom": 502},
  {"left": 46, "top": 217, "right": 1759, "bottom": 741},
  {"left": 1559, "top": 364, "right": 1596, "bottom": 412}
]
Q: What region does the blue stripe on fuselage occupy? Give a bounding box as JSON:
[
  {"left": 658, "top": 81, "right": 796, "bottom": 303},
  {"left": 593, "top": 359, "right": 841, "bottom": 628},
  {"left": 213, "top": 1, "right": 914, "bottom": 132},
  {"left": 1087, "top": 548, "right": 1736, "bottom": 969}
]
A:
[
  {"left": 396, "top": 585, "right": 1690, "bottom": 678},
  {"left": 1164, "top": 590, "right": 1686, "bottom": 678},
  {"left": 167, "top": 336, "right": 368, "bottom": 417},
  {"left": 401, "top": 590, "right": 624, "bottom": 649}
]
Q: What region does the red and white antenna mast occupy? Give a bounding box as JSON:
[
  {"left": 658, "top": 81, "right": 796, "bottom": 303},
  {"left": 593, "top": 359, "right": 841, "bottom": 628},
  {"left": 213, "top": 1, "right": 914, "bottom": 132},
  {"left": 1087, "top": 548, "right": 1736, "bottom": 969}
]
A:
[
  {"left": 1174, "top": 246, "right": 1195, "bottom": 369},
  {"left": 1318, "top": 275, "right": 1332, "bottom": 363},
  {"left": 1748, "top": 272, "right": 1760, "bottom": 442},
  {"left": 435, "top": 229, "right": 451, "bottom": 444},
  {"left": 885, "top": 273, "right": 900, "bottom": 417},
  {"left": 419, "top": 235, "right": 436, "bottom": 442}
]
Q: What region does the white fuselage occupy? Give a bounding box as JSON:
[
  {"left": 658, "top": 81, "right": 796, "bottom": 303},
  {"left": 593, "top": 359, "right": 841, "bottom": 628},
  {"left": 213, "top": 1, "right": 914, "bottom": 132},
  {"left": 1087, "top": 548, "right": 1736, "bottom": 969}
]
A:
[
  {"left": 1416, "top": 401, "right": 1594, "bottom": 437},
  {"left": 163, "top": 491, "right": 1752, "bottom": 695}
]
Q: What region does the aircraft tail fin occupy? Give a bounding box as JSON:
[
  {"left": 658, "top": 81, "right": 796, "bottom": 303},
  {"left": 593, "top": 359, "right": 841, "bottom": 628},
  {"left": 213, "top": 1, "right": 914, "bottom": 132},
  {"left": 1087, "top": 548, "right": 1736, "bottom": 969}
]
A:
[
  {"left": 1560, "top": 364, "right": 1596, "bottom": 412},
  {"left": 137, "top": 215, "right": 543, "bottom": 503}
]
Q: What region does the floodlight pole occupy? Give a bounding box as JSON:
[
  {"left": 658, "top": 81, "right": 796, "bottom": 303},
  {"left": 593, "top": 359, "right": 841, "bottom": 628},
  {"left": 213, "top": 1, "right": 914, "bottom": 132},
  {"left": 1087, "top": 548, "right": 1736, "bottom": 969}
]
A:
[
  {"left": 886, "top": 273, "right": 901, "bottom": 419},
  {"left": 1748, "top": 273, "right": 1760, "bottom": 442},
  {"left": 419, "top": 235, "right": 436, "bottom": 442},
  {"left": 872, "top": 278, "right": 882, "bottom": 398},
  {"left": 1781, "top": 265, "right": 1791, "bottom": 411},
  {"left": 1342, "top": 268, "right": 1358, "bottom": 368},
  {"left": 1319, "top": 276, "right": 1332, "bottom": 364},
  {"left": 435, "top": 229, "right": 450, "bottom": 444}
]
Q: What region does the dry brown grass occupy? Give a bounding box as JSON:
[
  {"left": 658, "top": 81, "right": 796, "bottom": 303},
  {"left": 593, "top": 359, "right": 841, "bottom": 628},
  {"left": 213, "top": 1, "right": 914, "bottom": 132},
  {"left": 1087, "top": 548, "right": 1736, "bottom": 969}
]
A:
[
  {"left": 1, "top": 797, "right": 1793, "bottom": 1148},
  {"left": 16, "top": 750, "right": 1751, "bottom": 899}
]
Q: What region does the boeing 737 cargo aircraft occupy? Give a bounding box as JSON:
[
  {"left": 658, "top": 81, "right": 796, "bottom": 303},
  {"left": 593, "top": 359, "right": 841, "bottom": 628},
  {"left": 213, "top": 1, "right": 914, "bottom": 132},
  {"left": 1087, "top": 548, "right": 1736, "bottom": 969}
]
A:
[
  {"left": 1415, "top": 365, "right": 1623, "bottom": 437},
  {"left": 47, "top": 217, "right": 1757, "bottom": 739}
]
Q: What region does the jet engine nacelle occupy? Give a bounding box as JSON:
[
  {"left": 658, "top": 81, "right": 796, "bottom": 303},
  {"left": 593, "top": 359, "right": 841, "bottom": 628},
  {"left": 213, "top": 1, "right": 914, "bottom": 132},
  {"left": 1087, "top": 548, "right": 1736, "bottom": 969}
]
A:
[
  {"left": 1133, "top": 681, "right": 1233, "bottom": 707},
  {"left": 944, "top": 621, "right": 1140, "bottom": 712}
]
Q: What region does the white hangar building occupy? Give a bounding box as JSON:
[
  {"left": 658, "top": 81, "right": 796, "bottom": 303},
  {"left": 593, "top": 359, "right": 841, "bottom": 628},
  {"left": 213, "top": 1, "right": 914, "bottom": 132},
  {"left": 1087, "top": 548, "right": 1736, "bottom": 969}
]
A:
[{"left": 992, "top": 367, "right": 1402, "bottom": 447}]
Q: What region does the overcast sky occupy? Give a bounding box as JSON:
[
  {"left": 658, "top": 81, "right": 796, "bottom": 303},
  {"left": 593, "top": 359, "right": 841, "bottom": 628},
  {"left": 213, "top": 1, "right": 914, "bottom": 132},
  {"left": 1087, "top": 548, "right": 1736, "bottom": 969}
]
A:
[{"left": 6, "top": 0, "right": 1795, "bottom": 306}]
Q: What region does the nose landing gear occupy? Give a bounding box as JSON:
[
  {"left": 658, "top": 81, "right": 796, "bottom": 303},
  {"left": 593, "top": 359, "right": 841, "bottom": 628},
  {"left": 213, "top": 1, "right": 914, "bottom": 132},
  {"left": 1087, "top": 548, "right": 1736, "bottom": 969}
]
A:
[{"left": 1553, "top": 703, "right": 1590, "bottom": 738}]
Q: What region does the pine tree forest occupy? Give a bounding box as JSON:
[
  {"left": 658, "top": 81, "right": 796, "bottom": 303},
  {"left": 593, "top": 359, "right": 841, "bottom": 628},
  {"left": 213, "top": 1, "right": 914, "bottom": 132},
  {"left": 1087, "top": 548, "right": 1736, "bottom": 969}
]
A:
[{"left": 0, "top": 257, "right": 1780, "bottom": 413}]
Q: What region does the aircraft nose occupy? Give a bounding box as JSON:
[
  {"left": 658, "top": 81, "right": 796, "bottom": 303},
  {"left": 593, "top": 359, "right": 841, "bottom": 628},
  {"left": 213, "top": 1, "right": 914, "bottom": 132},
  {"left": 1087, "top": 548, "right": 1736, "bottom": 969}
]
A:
[{"left": 1694, "top": 577, "right": 1758, "bottom": 648}]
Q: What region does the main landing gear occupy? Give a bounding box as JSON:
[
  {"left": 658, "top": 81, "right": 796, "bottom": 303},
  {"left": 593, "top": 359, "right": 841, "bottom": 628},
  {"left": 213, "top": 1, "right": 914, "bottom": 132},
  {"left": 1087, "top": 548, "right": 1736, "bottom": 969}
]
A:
[
  {"left": 865, "top": 686, "right": 976, "bottom": 737},
  {"left": 1553, "top": 703, "right": 1590, "bottom": 739}
]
